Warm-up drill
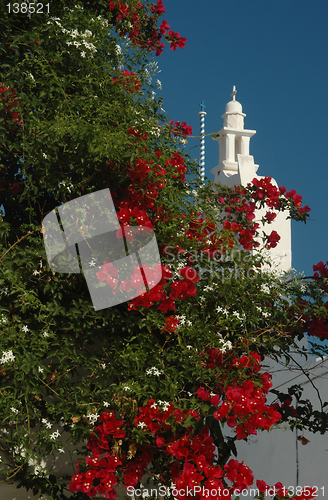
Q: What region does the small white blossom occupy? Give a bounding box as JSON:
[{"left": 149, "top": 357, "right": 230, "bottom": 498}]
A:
[
  {"left": 103, "top": 401, "right": 110, "bottom": 407},
  {"left": 186, "top": 345, "right": 192, "bottom": 350},
  {"left": 66, "top": 41, "right": 72, "bottom": 46},
  {"left": 204, "top": 286, "right": 214, "bottom": 292},
  {"left": 115, "top": 44, "right": 122, "bottom": 55},
  {"left": 83, "top": 30, "right": 92, "bottom": 37},
  {"left": 0, "top": 350, "right": 15, "bottom": 364},
  {"left": 87, "top": 413, "right": 99, "bottom": 424},
  {"left": 73, "top": 41, "right": 81, "bottom": 47},
  {"left": 156, "top": 79, "right": 162, "bottom": 89},
  {"left": 22, "top": 325, "right": 29, "bottom": 333},
  {"left": 200, "top": 296, "right": 205, "bottom": 302},
  {"left": 232, "top": 311, "right": 242, "bottom": 320},
  {"left": 187, "top": 392, "right": 193, "bottom": 397},
  {"left": 186, "top": 320, "right": 192, "bottom": 326},
  {"left": 89, "top": 260, "right": 96, "bottom": 267},
  {"left": 11, "top": 407, "right": 18, "bottom": 414},
  {"left": 261, "top": 284, "right": 270, "bottom": 294},
  {"left": 29, "top": 73, "right": 35, "bottom": 81},
  {"left": 176, "top": 314, "right": 186, "bottom": 326},
  {"left": 70, "top": 29, "right": 79, "bottom": 38},
  {"left": 0, "top": 287, "right": 9, "bottom": 295},
  {"left": 33, "top": 270, "right": 40, "bottom": 275},
  {"left": 217, "top": 338, "right": 233, "bottom": 353},
  {"left": 123, "top": 385, "right": 131, "bottom": 391},
  {"left": 42, "top": 153, "right": 47, "bottom": 158},
  {"left": 58, "top": 448, "right": 65, "bottom": 453},
  {"left": 81, "top": 51, "right": 86, "bottom": 57},
  {"left": 43, "top": 332, "right": 49, "bottom": 337},
  {"left": 150, "top": 403, "right": 158, "bottom": 409},
  {"left": 146, "top": 367, "right": 162, "bottom": 376},
  {"left": 138, "top": 421, "right": 147, "bottom": 429},
  {"left": 38, "top": 367, "right": 44, "bottom": 373},
  {"left": 50, "top": 430, "right": 60, "bottom": 439}
]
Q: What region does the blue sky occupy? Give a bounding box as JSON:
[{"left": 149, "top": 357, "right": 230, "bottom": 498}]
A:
[{"left": 155, "top": 0, "right": 328, "bottom": 277}]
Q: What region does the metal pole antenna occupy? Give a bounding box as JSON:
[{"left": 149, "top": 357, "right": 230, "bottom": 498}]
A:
[{"left": 199, "top": 101, "right": 206, "bottom": 181}]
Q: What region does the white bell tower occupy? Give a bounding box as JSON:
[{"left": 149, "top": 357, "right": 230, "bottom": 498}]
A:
[{"left": 211, "top": 86, "right": 292, "bottom": 272}]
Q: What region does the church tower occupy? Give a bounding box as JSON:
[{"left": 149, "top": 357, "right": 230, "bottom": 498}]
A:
[{"left": 211, "top": 87, "right": 292, "bottom": 272}]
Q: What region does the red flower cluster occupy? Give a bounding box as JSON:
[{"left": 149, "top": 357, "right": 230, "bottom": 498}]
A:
[
  {"left": 108, "top": 0, "right": 187, "bottom": 56},
  {"left": 169, "top": 120, "right": 193, "bottom": 136},
  {"left": 112, "top": 69, "right": 141, "bottom": 93},
  {"left": 0, "top": 82, "right": 23, "bottom": 126},
  {"left": 313, "top": 260, "right": 328, "bottom": 278},
  {"left": 128, "top": 264, "right": 199, "bottom": 312},
  {"left": 70, "top": 400, "right": 258, "bottom": 499},
  {"left": 265, "top": 229, "right": 281, "bottom": 249},
  {"left": 162, "top": 314, "right": 179, "bottom": 332},
  {"left": 197, "top": 352, "right": 281, "bottom": 441}
]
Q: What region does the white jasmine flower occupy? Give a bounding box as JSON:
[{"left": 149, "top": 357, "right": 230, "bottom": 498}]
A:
[
  {"left": 217, "top": 338, "right": 233, "bottom": 353},
  {"left": 84, "top": 30, "right": 92, "bottom": 37},
  {"left": 38, "top": 367, "right": 44, "bottom": 373},
  {"left": 176, "top": 314, "right": 186, "bottom": 326},
  {"left": 186, "top": 345, "right": 192, "bottom": 350},
  {"left": 150, "top": 403, "right": 157, "bottom": 409},
  {"left": 11, "top": 407, "right": 18, "bottom": 414},
  {"left": 70, "top": 29, "right": 79, "bottom": 38},
  {"left": 50, "top": 430, "right": 60, "bottom": 439},
  {"left": 232, "top": 311, "right": 241, "bottom": 320},
  {"left": 33, "top": 270, "right": 39, "bottom": 275},
  {"left": 146, "top": 367, "right": 162, "bottom": 376},
  {"left": 87, "top": 413, "right": 99, "bottom": 424},
  {"left": 73, "top": 41, "right": 81, "bottom": 47},
  {"left": 200, "top": 296, "right": 205, "bottom": 302},
  {"left": 42, "top": 153, "right": 47, "bottom": 158},
  {"left": 103, "top": 401, "right": 110, "bottom": 407},
  {"left": 115, "top": 44, "right": 122, "bottom": 55},
  {"left": 187, "top": 392, "right": 192, "bottom": 397},
  {"left": 66, "top": 41, "right": 72, "bottom": 46},
  {"left": 156, "top": 79, "right": 162, "bottom": 89},
  {"left": 0, "top": 287, "right": 8, "bottom": 295},
  {"left": 204, "top": 286, "right": 214, "bottom": 292},
  {"left": 81, "top": 51, "right": 86, "bottom": 57},
  {"left": 138, "top": 421, "right": 147, "bottom": 429},
  {"left": 186, "top": 320, "right": 192, "bottom": 326},
  {"left": 123, "top": 385, "right": 131, "bottom": 391},
  {"left": 22, "top": 325, "right": 29, "bottom": 333},
  {"left": 43, "top": 332, "right": 49, "bottom": 337},
  {"left": 0, "top": 350, "right": 15, "bottom": 364},
  {"left": 58, "top": 448, "right": 65, "bottom": 453},
  {"left": 261, "top": 284, "right": 270, "bottom": 294},
  {"left": 89, "top": 260, "right": 96, "bottom": 267}
]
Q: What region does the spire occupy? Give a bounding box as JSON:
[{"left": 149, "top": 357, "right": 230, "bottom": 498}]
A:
[{"left": 210, "top": 87, "right": 256, "bottom": 183}]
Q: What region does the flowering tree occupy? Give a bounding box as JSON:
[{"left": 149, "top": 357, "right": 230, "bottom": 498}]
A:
[{"left": 0, "top": 2, "right": 327, "bottom": 500}]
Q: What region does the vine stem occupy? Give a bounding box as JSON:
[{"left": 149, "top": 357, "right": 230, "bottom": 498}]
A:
[{"left": 0, "top": 231, "right": 35, "bottom": 264}]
